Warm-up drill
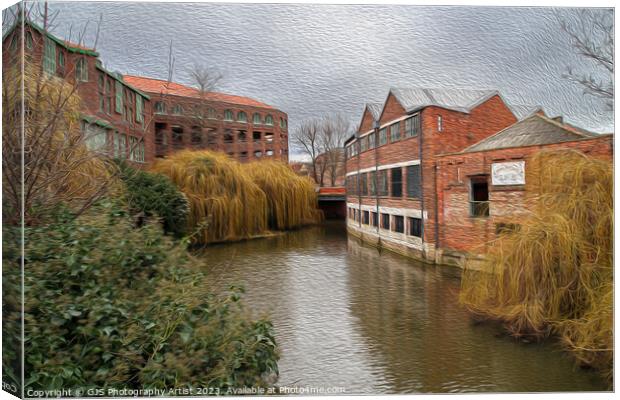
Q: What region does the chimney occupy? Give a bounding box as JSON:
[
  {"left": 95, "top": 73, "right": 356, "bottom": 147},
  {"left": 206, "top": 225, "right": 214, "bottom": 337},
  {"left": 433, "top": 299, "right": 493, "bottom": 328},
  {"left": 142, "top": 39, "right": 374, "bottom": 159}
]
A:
[{"left": 552, "top": 116, "right": 563, "bottom": 123}]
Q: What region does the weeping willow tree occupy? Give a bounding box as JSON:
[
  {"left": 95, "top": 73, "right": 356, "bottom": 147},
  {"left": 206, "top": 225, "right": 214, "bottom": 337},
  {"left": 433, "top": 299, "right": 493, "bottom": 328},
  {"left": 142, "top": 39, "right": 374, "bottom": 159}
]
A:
[
  {"left": 243, "top": 160, "right": 322, "bottom": 230},
  {"left": 150, "top": 151, "right": 268, "bottom": 244},
  {"left": 2, "top": 61, "right": 114, "bottom": 226},
  {"left": 460, "top": 150, "right": 613, "bottom": 382}
]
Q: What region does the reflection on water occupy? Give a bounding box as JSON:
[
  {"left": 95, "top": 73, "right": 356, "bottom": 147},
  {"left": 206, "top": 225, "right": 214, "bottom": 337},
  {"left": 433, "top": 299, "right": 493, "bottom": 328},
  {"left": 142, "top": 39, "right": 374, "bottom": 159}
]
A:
[{"left": 198, "top": 222, "right": 606, "bottom": 393}]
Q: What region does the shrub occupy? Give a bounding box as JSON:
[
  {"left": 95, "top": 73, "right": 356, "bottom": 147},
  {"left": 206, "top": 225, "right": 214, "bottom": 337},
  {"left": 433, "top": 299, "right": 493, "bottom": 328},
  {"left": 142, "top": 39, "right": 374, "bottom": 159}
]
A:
[
  {"left": 2, "top": 201, "right": 278, "bottom": 393},
  {"left": 150, "top": 151, "right": 268, "bottom": 244},
  {"left": 459, "top": 150, "right": 612, "bottom": 384},
  {"left": 242, "top": 160, "right": 323, "bottom": 230},
  {"left": 118, "top": 162, "right": 190, "bottom": 237}
]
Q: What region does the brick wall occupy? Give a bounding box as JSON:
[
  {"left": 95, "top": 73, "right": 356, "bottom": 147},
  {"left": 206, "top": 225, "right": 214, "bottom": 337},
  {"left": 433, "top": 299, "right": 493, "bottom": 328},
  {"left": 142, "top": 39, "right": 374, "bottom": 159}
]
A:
[
  {"left": 436, "top": 135, "right": 613, "bottom": 255},
  {"left": 146, "top": 93, "right": 289, "bottom": 163}
]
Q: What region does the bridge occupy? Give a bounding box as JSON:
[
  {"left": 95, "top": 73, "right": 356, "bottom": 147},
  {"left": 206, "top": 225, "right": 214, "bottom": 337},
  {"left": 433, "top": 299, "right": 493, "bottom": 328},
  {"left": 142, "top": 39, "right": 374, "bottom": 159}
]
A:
[{"left": 317, "top": 187, "right": 346, "bottom": 219}]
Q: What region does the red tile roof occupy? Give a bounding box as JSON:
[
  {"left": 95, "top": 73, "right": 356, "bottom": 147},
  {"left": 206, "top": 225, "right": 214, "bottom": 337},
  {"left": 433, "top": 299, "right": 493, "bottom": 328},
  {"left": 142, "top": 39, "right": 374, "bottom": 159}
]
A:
[{"left": 123, "top": 75, "right": 274, "bottom": 109}]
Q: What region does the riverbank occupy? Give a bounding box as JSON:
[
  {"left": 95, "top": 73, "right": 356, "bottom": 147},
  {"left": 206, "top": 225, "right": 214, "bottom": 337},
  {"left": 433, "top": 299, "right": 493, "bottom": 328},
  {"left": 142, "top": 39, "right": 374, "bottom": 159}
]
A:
[{"left": 197, "top": 221, "right": 608, "bottom": 393}]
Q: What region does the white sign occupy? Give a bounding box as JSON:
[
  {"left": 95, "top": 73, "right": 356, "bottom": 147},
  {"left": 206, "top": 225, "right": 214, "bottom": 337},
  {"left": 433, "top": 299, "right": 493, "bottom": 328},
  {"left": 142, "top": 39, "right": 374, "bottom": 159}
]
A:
[{"left": 492, "top": 161, "right": 525, "bottom": 185}]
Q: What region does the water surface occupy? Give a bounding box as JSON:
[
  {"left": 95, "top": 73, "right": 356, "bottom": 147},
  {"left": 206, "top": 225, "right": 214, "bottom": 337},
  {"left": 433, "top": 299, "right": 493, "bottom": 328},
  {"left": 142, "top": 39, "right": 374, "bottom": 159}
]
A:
[{"left": 199, "top": 222, "right": 607, "bottom": 393}]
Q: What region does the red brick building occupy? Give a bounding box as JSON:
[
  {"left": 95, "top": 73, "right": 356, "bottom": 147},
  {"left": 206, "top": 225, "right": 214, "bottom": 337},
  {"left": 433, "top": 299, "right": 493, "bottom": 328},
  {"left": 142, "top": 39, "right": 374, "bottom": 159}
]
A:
[
  {"left": 3, "top": 19, "right": 153, "bottom": 165},
  {"left": 435, "top": 114, "right": 612, "bottom": 267},
  {"left": 123, "top": 76, "right": 289, "bottom": 162},
  {"left": 344, "top": 90, "right": 612, "bottom": 267},
  {"left": 344, "top": 88, "right": 518, "bottom": 263},
  {"left": 3, "top": 18, "right": 289, "bottom": 165}
]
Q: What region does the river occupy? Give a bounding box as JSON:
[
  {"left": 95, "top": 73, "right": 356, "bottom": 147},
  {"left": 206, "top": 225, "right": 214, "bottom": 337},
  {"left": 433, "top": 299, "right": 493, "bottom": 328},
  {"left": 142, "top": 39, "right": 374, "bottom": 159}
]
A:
[{"left": 198, "top": 221, "right": 607, "bottom": 394}]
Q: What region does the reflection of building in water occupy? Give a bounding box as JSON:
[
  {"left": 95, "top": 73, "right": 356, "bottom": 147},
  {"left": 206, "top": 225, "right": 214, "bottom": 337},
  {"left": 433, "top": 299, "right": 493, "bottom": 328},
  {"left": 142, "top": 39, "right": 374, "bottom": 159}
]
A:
[
  {"left": 344, "top": 236, "right": 607, "bottom": 392},
  {"left": 344, "top": 87, "right": 613, "bottom": 267}
]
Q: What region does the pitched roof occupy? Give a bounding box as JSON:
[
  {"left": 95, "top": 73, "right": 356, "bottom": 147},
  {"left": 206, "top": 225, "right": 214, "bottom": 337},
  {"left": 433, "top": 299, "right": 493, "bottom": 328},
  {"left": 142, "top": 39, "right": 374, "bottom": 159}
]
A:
[
  {"left": 366, "top": 103, "right": 383, "bottom": 121},
  {"left": 389, "top": 87, "right": 499, "bottom": 114},
  {"left": 122, "top": 75, "right": 274, "bottom": 109},
  {"left": 464, "top": 114, "right": 598, "bottom": 153}
]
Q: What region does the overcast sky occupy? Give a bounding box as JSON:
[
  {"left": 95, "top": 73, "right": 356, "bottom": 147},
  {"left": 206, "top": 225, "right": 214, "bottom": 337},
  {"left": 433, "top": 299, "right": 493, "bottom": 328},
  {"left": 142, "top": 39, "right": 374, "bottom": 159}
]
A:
[{"left": 13, "top": 2, "right": 614, "bottom": 159}]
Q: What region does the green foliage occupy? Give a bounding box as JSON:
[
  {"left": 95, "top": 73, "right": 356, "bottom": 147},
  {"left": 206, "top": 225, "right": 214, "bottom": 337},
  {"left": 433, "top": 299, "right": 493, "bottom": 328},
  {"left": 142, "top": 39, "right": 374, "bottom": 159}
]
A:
[
  {"left": 118, "top": 162, "right": 190, "bottom": 237},
  {"left": 2, "top": 201, "right": 278, "bottom": 393}
]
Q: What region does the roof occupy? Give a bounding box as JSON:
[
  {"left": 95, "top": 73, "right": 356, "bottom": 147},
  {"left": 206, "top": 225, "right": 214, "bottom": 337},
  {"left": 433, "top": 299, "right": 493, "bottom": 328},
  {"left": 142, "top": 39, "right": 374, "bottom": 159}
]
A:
[
  {"left": 123, "top": 75, "right": 274, "bottom": 109},
  {"left": 3, "top": 17, "right": 99, "bottom": 57},
  {"left": 389, "top": 87, "right": 499, "bottom": 114},
  {"left": 366, "top": 103, "right": 383, "bottom": 121},
  {"left": 464, "top": 114, "right": 598, "bottom": 153}
]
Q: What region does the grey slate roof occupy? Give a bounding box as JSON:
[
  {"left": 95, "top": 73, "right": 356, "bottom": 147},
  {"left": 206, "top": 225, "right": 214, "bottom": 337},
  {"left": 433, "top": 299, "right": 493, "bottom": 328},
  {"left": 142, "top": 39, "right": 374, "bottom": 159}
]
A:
[
  {"left": 390, "top": 88, "right": 498, "bottom": 114},
  {"left": 366, "top": 103, "right": 383, "bottom": 121},
  {"left": 464, "top": 114, "right": 597, "bottom": 153}
]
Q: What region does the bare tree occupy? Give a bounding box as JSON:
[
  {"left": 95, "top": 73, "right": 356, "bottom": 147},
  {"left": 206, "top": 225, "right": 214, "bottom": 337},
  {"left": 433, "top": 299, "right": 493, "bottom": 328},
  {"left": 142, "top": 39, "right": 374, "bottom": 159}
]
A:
[
  {"left": 560, "top": 9, "right": 613, "bottom": 110},
  {"left": 187, "top": 64, "right": 223, "bottom": 145},
  {"left": 294, "top": 118, "right": 323, "bottom": 185},
  {"left": 2, "top": 6, "right": 118, "bottom": 225},
  {"left": 321, "top": 113, "right": 350, "bottom": 186}
]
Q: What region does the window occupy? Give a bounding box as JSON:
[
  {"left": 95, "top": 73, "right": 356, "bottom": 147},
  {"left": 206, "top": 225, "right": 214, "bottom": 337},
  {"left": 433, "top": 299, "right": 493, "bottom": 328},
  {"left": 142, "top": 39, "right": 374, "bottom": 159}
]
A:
[
  {"left": 208, "top": 108, "right": 217, "bottom": 119},
  {"left": 113, "top": 131, "right": 120, "bottom": 158},
  {"left": 405, "top": 114, "right": 421, "bottom": 138},
  {"left": 368, "top": 132, "right": 376, "bottom": 149},
  {"left": 360, "top": 136, "right": 368, "bottom": 152},
  {"left": 115, "top": 81, "right": 123, "bottom": 113},
  {"left": 136, "top": 96, "right": 144, "bottom": 123},
  {"left": 119, "top": 134, "right": 127, "bottom": 159},
  {"left": 58, "top": 51, "right": 64, "bottom": 68},
  {"left": 105, "top": 79, "right": 111, "bottom": 114},
  {"left": 393, "top": 215, "right": 404, "bottom": 233},
  {"left": 371, "top": 212, "right": 378, "bottom": 227},
  {"left": 390, "top": 122, "right": 400, "bottom": 142},
  {"left": 129, "top": 136, "right": 137, "bottom": 161},
  {"left": 254, "top": 150, "right": 263, "bottom": 158},
  {"left": 25, "top": 32, "right": 33, "bottom": 49},
  {"left": 381, "top": 213, "right": 390, "bottom": 230},
  {"left": 363, "top": 211, "right": 370, "bottom": 225},
  {"left": 135, "top": 140, "right": 145, "bottom": 162},
  {"left": 266, "top": 149, "right": 274, "bottom": 156},
  {"left": 253, "top": 113, "right": 262, "bottom": 124},
  {"left": 224, "top": 109, "right": 233, "bottom": 121},
  {"left": 437, "top": 115, "right": 443, "bottom": 132},
  {"left": 43, "top": 38, "right": 56, "bottom": 74},
  {"left": 154, "top": 101, "right": 166, "bottom": 114},
  {"left": 360, "top": 173, "right": 368, "bottom": 196},
  {"left": 253, "top": 131, "right": 262, "bottom": 141},
  {"left": 265, "top": 115, "right": 274, "bottom": 125},
  {"left": 172, "top": 104, "right": 183, "bottom": 115},
  {"left": 83, "top": 123, "right": 107, "bottom": 152},
  {"left": 379, "top": 128, "right": 387, "bottom": 146},
  {"left": 391, "top": 167, "right": 403, "bottom": 197},
  {"left": 369, "top": 171, "right": 376, "bottom": 196},
  {"left": 470, "top": 176, "right": 490, "bottom": 217},
  {"left": 76, "top": 58, "right": 88, "bottom": 82},
  {"left": 9, "top": 35, "right": 17, "bottom": 52},
  {"left": 406, "top": 165, "right": 421, "bottom": 198},
  {"left": 237, "top": 111, "right": 247, "bottom": 122},
  {"left": 172, "top": 126, "right": 184, "bottom": 144},
  {"left": 191, "top": 126, "right": 202, "bottom": 144},
  {"left": 408, "top": 217, "right": 422, "bottom": 237},
  {"left": 377, "top": 170, "right": 388, "bottom": 196},
  {"left": 280, "top": 118, "right": 288, "bottom": 129}
]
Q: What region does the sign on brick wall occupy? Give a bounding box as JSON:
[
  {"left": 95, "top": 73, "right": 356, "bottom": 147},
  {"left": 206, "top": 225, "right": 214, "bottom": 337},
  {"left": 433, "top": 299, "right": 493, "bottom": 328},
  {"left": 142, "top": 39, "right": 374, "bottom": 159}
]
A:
[{"left": 492, "top": 161, "right": 525, "bottom": 185}]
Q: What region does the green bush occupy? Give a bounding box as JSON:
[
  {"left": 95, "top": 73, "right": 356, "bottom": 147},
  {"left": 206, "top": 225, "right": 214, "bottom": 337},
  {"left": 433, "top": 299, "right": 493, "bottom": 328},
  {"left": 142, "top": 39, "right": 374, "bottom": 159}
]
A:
[
  {"left": 118, "top": 163, "right": 189, "bottom": 237},
  {"left": 2, "top": 201, "right": 278, "bottom": 393}
]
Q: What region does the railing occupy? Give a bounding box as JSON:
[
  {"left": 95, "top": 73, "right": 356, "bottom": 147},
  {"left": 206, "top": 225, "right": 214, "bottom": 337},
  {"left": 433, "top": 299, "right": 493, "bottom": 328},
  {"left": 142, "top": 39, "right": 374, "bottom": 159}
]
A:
[{"left": 470, "top": 201, "right": 490, "bottom": 217}]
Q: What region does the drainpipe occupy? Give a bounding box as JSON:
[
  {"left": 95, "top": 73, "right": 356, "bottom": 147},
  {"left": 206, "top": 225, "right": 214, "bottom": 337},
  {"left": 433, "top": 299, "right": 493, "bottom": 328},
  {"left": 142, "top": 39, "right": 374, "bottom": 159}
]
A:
[
  {"left": 356, "top": 132, "right": 361, "bottom": 229},
  {"left": 373, "top": 120, "right": 380, "bottom": 235},
  {"left": 434, "top": 163, "right": 440, "bottom": 250},
  {"left": 418, "top": 113, "right": 425, "bottom": 259}
]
